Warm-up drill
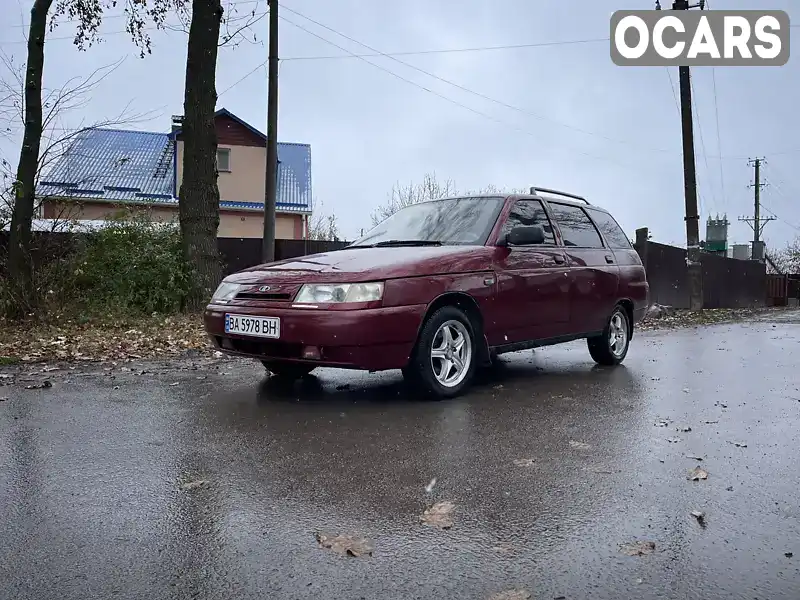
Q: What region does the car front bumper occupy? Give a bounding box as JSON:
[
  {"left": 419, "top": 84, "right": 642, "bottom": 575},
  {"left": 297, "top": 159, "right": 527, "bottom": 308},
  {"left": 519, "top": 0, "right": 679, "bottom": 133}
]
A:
[{"left": 204, "top": 303, "right": 427, "bottom": 371}]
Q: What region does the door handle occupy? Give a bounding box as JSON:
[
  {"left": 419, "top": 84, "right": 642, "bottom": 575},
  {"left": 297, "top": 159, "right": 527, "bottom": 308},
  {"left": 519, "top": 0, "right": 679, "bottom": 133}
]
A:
[
  {"left": 553, "top": 254, "right": 566, "bottom": 264},
  {"left": 605, "top": 255, "right": 615, "bottom": 264}
]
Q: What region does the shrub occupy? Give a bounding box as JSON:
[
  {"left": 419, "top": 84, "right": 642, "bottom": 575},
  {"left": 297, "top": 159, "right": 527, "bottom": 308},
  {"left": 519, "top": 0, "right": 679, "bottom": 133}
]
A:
[{"left": 0, "top": 210, "right": 191, "bottom": 318}]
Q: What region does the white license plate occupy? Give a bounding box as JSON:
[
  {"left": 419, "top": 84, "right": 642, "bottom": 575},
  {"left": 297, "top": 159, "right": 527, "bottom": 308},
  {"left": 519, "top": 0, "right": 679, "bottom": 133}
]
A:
[{"left": 224, "top": 314, "right": 280, "bottom": 338}]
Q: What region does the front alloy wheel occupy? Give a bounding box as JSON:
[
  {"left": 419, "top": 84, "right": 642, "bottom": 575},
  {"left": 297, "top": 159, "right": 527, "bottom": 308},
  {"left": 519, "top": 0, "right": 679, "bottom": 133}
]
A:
[
  {"left": 588, "top": 306, "right": 630, "bottom": 366},
  {"left": 405, "top": 306, "right": 477, "bottom": 398},
  {"left": 431, "top": 319, "right": 473, "bottom": 388}
]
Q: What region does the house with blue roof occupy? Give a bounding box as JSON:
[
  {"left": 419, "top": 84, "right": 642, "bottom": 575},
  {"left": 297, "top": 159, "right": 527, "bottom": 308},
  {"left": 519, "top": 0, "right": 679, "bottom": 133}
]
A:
[{"left": 38, "top": 108, "right": 313, "bottom": 239}]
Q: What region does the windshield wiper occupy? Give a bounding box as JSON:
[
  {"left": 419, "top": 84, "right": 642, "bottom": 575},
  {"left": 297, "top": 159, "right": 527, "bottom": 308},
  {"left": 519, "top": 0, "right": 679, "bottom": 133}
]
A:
[{"left": 351, "top": 239, "right": 442, "bottom": 248}]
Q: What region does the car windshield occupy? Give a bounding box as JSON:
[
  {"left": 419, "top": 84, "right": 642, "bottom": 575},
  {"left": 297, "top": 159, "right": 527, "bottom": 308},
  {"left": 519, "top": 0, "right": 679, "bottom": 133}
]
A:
[{"left": 351, "top": 196, "right": 505, "bottom": 247}]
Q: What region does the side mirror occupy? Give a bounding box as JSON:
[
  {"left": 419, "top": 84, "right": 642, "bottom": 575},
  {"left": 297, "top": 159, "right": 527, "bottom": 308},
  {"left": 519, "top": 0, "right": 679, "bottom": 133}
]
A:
[{"left": 503, "top": 224, "right": 545, "bottom": 246}]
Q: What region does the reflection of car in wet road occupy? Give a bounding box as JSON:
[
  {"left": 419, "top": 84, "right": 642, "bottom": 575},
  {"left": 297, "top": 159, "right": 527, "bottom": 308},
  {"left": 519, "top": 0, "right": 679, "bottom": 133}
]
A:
[{"left": 205, "top": 187, "right": 649, "bottom": 397}]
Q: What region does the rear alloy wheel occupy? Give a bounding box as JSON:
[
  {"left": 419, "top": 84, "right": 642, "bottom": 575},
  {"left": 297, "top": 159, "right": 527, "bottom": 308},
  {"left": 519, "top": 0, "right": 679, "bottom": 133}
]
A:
[
  {"left": 261, "top": 360, "right": 316, "bottom": 380},
  {"left": 405, "top": 306, "right": 477, "bottom": 398},
  {"left": 587, "top": 306, "right": 630, "bottom": 366}
]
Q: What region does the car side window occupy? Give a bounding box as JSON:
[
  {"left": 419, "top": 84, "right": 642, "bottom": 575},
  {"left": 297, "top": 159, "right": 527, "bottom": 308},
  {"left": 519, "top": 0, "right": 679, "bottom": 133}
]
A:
[
  {"left": 500, "top": 200, "right": 556, "bottom": 245},
  {"left": 586, "top": 208, "right": 633, "bottom": 249},
  {"left": 548, "top": 203, "right": 604, "bottom": 248}
]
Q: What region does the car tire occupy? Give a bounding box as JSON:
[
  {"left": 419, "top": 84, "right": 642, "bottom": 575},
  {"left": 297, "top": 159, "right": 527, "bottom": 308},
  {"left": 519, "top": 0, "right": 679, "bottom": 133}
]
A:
[
  {"left": 406, "top": 306, "right": 478, "bottom": 399},
  {"left": 587, "top": 305, "right": 631, "bottom": 366},
  {"left": 261, "top": 360, "right": 316, "bottom": 379}
]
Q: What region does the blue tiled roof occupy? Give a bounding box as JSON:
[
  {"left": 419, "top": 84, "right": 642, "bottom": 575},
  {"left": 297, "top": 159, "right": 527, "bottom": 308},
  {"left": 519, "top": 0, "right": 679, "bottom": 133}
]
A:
[{"left": 36, "top": 123, "right": 313, "bottom": 214}]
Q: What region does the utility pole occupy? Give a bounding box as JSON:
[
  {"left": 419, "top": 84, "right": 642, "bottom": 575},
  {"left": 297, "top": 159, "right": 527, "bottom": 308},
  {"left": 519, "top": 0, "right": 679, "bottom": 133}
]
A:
[
  {"left": 739, "top": 157, "right": 775, "bottom": 262},
  {"left": 262, "top": 0, "right": 279, "bottom": 263},
  {"left": 658, "top": 0, "right": 705, "bottom": 310}
]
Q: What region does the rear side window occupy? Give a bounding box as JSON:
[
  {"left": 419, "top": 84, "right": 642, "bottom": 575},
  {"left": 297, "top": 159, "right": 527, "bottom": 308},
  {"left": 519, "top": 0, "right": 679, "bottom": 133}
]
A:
[
  {"left": 586, "top": 209, "right": 632, "bottom": 249},
  {"left": 500, "top": 199, "right": 556, "bottom": 244},
  {"left": 548, "top": 203, "right": 604, "bottom": 248}
]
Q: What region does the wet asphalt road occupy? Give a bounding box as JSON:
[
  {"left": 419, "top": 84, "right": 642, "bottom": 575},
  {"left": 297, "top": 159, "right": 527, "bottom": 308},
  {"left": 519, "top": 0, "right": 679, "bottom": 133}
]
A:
[{"left": 2, "top": 312, "right": 800, "bottom": 600}]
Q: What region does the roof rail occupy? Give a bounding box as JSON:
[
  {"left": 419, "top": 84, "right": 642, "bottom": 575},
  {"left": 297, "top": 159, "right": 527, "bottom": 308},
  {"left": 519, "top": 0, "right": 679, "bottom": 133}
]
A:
[{"left": 530, "top": 186, "right": 590, "bottom": 205}]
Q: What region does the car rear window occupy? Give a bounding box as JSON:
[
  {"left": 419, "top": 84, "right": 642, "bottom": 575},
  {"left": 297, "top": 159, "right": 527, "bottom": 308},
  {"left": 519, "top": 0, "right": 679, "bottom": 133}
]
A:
[
  {"left": 586, "top": 208, "right": 633, "bottom": 249},
  {"left": 548, "top": 203, "right": 604, "bottom": 248}
]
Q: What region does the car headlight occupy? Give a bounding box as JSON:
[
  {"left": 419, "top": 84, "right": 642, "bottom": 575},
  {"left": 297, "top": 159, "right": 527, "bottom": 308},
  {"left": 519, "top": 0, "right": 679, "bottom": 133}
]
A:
[
  {"left": 210, "top": 281, "right": 242, "bottom": 304},
  {"left": 294, "top": 282, "right": 384, "bottom": 304}
]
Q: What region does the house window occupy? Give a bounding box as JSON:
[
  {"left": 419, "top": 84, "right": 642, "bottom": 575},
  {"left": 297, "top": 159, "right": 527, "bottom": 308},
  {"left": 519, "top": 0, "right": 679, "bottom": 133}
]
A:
[{"left": 217, "top": 148, "right": 231, "bottom": 172}]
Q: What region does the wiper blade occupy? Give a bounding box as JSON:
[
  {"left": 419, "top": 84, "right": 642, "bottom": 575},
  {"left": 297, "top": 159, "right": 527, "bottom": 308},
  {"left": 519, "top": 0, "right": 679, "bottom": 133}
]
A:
[{"left": 372, "top": 239, "right": 442, "bottom": 247}]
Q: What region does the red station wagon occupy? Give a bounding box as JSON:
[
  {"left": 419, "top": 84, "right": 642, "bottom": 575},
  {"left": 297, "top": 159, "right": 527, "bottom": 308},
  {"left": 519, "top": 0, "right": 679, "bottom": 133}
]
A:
[{"left": 204, "top": 187, "right": 650, "bottom": 398}]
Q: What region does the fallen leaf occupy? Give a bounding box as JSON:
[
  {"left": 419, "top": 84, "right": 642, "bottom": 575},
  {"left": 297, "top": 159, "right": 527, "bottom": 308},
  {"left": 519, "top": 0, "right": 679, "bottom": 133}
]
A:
[
  {"left": 732, "top": 442, "right": 748, "bottom": 448},
  {"left": 213, "top": 350, "right": 224, "bottom": 358},
  {"left": 785, "top": 552, "right": 793, "bottom": 558},
  {"left": 424, "top": 477, "right": 437, "bottom": 493},
  {"left": 677, "top": 426, "right": 692, "bottom": 432},
  {"left": 619, "top": 541, "right": 656, "bottom": 556},
  {"left": 726, "top": 486, "right": 734, "bottom": 492},
  {"left": 654, "top": 418, "right": 671, "bottom": 428},
  {"left": 690, "top": 510, "right": 706, "bottom": 527},
  {"left": 24, "top": 380, "right": 52, "bottom": 390},
  {"left": 685, "top": 454, "right": 704, "bottom": 461},
  {"left": 41, "top": 366, "right": 60, "bottom": 372},
  {"left": 667, "top": 437, "right": 681, "bottom": 443},
  {"left": 688, "top": 466, "right": 709, "bottom": 481},
  {"left": 488, "top": 590, "right": 531, "bottom": 600},
  {"left": 169, "top": 382, "right": 179, "bottom": 386},
  {"left": 180, "top": 479, "right": 209, "bottom": 490},
  {"left": 569, "top": 440, "right": 591, "bottom": 450},
  {"left": 315, "top": 532, "right": 373, "bottom": 557},
  {"left": 421, "top": 501, "right": 455, "bottom": 529},
  {"left": 705, "top": 420, "right": 719, "bottom": 424},
  {"left": 512, "top": 458, "right": 536, "bottom": 468}
]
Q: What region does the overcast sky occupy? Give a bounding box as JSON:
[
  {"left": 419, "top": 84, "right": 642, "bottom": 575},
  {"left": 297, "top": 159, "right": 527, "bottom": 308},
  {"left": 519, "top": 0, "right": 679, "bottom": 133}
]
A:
[{"left": 1, "top": 0, "right": 798, "bottom": 247}]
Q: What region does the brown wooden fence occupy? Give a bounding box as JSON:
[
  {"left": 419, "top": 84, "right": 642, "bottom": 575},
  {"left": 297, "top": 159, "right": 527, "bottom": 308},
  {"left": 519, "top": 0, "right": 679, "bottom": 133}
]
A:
[
  {"left": 0, "top": 232, "right": 350, "bottom": 278},
  {"left": 218, "top": 238, "right": 350, "bottom": 275}
]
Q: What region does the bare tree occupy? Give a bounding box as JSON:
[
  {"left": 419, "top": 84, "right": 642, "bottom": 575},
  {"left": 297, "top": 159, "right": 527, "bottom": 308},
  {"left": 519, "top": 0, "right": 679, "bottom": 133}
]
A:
[
  {"left": 767, "top": 238, "right": 800, "bottom": 274},
  {"left": 370, "top": 172, "right": 457, "bottom": 226},
  {"left": 5, "top": 0, "right": 184, "bottom": 315},
  {"left": 0, "top": 55, "right": 156, "bottom": 232},
  {"left": 178, "top": 0, "right": 224, "bottom": 310},
  {"left": 307, "top": 199, "right": 341, "bottom": 241},
  {"left": 370, "top": 171, "right": 529, "bottom": 226},
  {"left": 177, "top": 0, "right": 264, "bottom": 309}
]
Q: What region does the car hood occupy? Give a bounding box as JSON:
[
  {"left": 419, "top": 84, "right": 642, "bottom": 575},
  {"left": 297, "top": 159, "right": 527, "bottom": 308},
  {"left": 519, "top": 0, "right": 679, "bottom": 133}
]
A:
[{"left": 223, "top": 245, "right": 493, "bottom": 284}]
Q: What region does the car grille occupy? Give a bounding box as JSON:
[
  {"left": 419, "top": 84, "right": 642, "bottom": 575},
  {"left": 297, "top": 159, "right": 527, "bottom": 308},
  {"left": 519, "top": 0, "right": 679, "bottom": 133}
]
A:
[{"left": 234, "top": 292, "right": 292, "bottom": 301}]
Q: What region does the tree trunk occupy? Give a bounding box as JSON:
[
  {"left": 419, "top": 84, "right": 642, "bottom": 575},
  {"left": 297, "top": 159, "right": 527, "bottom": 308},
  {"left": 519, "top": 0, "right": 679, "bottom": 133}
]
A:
[
  {"left": 6, "top": 0, "right": 53, "bottom": 316},
  {"left": 179, "top": 0, "right": 223, "bottom": 310}
]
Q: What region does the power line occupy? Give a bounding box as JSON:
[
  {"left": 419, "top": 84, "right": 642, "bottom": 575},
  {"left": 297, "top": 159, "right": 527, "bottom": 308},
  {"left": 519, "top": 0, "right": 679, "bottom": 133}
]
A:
[
  {"left": 282, "top": 37, "right": 610, "bottom": 61},
  {"left": 279, "top": 3, "right": 679, "bottom": 157},
  {"left": 218, "top": 61, "right": 266, "bottom": 96},
  {"left": 277, "top": 14, "right": 641, "bottom": 170},
  {"left": 690, "top": 76, "right": 715, "bottom": 215},
  {"left": 760, "top": 201, "right": 800, "bottom": 233},
  {"left": 710, "top": 67, "right": 726, "bottom": 210},
  {"left": 665, "top": 68, "right": 681, "bottom": 116}
]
